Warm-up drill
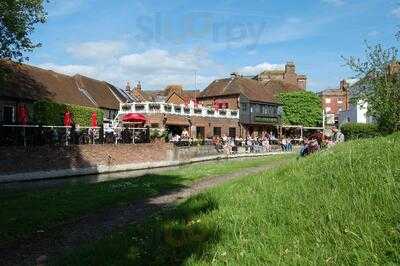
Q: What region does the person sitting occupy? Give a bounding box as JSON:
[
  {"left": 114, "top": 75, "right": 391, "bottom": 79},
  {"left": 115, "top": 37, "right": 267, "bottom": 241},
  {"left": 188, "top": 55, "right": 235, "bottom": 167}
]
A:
[{"left": 331, "top": 126, "right": 345, "bottom": 144}]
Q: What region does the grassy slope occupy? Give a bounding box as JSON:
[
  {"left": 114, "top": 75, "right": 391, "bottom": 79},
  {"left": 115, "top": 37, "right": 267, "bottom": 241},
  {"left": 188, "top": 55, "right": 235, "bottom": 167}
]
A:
[
  {"left": 0, "top": 155, "right": 287, "bottom": 244},
  {"left": 59, "top": 133, "right": 400, "bottom": 265}
]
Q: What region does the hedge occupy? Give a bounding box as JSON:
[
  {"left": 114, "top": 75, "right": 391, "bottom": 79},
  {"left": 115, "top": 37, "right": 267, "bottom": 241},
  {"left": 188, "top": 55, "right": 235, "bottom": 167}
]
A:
[
  {"left": 33, "top": 100, "right": 104, "bottom": 127},
  {"left": 340, "top": 123, "right": 381, "bottom": 140}
]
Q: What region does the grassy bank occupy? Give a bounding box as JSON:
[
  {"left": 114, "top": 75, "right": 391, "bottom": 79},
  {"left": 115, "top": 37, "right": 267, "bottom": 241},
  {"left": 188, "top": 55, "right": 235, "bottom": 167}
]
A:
[
  {"left": 0, "top": 155, "right": 288, "bottom": 244},
  {"left": 59, "top": 133, "right": 400, "bottom": 265}
]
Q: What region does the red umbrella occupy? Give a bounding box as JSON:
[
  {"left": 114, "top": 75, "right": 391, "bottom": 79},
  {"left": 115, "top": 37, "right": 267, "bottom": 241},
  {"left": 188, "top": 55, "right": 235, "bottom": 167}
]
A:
[
  {"left": 64, "top": 111, "right": 72, "bottom": 127},
  {"left": 91, "top": 112, "right": 97, "bottom": 127},
  {"left": 122, "top": 113, "right": 146, "bottom": 123},
  {"left": 17, "top": 104, "right": 28, "bottom": 125}
]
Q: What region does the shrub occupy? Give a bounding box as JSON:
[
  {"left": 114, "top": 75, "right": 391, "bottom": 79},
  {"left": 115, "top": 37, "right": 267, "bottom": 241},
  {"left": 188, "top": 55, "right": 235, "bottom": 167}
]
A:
[
  {"left": 340, "top": 122, "right": 381, "bottom": 140},
  {"left": 33, "top": 100, "right": 104, "bottom": 126}
]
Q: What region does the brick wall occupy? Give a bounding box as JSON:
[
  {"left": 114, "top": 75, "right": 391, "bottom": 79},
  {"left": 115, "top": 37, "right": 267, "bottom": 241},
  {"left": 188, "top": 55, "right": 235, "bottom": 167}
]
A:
[{"left": 0, "top": 142, "right": 174, "bottom": 174}]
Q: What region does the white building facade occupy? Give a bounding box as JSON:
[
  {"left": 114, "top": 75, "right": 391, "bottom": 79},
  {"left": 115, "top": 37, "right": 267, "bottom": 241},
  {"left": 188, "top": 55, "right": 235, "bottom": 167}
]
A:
[{"left": 339, "top": 100, "right": 375, "bottom": 125}]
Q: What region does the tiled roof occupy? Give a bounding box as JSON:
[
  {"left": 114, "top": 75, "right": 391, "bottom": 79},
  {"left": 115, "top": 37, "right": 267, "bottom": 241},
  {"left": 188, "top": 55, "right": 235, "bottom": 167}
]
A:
[
  {"left": 198, "top": 76, "right": 293, "bottom": 103},
  {"left": 0, "top": 60, "right": 123, "bottom": 110}
]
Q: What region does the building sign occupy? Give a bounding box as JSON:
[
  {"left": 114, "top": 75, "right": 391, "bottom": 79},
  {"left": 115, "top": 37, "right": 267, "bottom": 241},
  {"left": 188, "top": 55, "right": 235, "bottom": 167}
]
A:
[{"left": 254, "top": 116, "right": 278, "bottom": 124}]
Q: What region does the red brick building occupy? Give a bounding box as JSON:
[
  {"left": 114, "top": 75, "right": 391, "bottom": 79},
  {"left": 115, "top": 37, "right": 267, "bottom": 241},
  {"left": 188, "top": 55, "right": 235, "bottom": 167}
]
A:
[{"left": 318, "top": 80, "right": 349, "bottom": 125}]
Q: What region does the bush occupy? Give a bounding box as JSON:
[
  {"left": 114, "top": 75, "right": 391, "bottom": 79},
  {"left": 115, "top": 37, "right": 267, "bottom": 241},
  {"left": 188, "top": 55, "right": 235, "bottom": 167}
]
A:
[
  {"left": 33, "top": 100, "right": 104, "bottom": 127},
  {"left": 340, "top": 123, "right": 381, "bottom": 140}
]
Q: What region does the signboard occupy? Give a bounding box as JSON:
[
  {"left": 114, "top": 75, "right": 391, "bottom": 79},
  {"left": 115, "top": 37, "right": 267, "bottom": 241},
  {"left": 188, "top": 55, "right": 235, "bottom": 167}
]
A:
[{"left": 254, "top": 116, "right": 278, "bottom": 124}]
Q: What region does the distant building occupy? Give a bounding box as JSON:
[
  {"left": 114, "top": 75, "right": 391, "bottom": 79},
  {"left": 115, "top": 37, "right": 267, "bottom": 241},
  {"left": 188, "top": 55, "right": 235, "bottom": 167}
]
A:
[
  {"left": 253, "top": 62, "right": 307, "bottom": 90},
  {"left": 125, "top": 82, "right": 199, "bottom": 105},
  {"left": 318, "top": 80, "right": 350, "bottom": 125},
  {"left": 339, "top": 100, "right": 374, "bottom": 125}
]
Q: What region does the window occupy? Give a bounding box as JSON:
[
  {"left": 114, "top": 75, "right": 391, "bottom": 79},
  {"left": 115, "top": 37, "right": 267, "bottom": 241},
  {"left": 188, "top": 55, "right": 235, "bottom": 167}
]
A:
[
  {"left": 213, "top": 127, "right": 221, "bottom": 137},
  {"left": 3, "top": 106, "right": 15, "bottom": 123},
  {"left": 229, "top": 127, "right": 236, "bottom": 138},
  {"left": 240, "top": 103, "right": 247, "bottom": 112},
  {"left": 325, "top": 98, "right": 331, "bottom": 104},
  {"left": 196, "top": 127, "right": 205, "bottom": 139},
  {"left": 151, "top": 123, "right": 159, "bottom": 128},
  {"left": 337, "top": 100, "right": 343, "bottom": 104}
]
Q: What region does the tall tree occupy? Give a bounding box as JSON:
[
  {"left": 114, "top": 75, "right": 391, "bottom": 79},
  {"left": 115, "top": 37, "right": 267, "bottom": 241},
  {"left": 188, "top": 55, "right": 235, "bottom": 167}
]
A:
[
  {"left": 0, "top": 0, "right": 47, "bottom": 62},
  {"left": 278, "top": 91, "right": 323, "bottom": 127},
  {"left": 344, "top": 42, "right": 400, "bottom": 133}
]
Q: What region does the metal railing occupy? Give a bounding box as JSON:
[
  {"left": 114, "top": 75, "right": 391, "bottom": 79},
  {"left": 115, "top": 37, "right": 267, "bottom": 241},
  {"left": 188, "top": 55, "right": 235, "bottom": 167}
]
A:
[{"left": 118, "top": 102, "right": 240, "bottom": 119}]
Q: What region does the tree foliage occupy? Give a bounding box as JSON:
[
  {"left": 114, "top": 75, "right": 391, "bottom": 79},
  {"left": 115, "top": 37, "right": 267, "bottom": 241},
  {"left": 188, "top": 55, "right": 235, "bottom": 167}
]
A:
[
  {"left": 344, "top": 42, "right": 400, "bottom": 133},
  {"left": 278, "top": 91, "right": 322, "bottom": 127},
  {"left": 0, "top": 0, "right": 47, "bottom": 61}
]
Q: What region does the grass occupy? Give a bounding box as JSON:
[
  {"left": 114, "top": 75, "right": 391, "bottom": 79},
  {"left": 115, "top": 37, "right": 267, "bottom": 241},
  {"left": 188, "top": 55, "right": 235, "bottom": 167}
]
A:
[
  {"left": 57, "top": 133, "right": 400, "bottom": 265},
  {"left": 0, "top": 155, "right": 288, "bottom": 244}
]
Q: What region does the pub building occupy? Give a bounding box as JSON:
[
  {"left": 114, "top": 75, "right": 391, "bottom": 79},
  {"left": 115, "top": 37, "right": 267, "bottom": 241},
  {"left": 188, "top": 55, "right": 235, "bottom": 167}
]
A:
[{"left": 197, "top": 73, "right": 296, "bottom": 138}]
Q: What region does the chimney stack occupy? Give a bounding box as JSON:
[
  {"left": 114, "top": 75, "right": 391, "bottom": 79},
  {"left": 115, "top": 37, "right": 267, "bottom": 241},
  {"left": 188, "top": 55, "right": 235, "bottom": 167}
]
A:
[
  {"left": 125, "top": 81, "right": 132, "bottom": 91},
  {"left": 136, "top": 81, "right": 142, "bottom": 91}
]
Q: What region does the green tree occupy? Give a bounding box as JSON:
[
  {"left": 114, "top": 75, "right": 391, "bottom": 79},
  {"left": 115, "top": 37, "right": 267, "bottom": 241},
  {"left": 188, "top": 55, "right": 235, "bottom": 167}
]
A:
[
  {"left": 0, "top": 0, "right": 47, "bottom": 61},
  {"left": 344, "top": 42, "right": 400, "bottom": 133},
  {"left": 278, "top": 91, "right": 322, "bottom": 127}
]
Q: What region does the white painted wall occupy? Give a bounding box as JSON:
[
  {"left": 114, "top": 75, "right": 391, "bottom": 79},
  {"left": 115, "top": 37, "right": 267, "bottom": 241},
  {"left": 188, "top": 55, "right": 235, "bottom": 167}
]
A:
[{"left": 339, "top": 100, "right": 374, "bottom": 125}]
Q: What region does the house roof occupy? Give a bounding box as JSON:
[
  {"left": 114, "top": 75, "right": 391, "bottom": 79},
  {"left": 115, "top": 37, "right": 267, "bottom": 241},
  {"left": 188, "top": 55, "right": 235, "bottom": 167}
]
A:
[
  {"left": 0, "top": 60, "right": 123, "bottom": 110},
  {"left": 198, "top": 76, "right": 290, "bottom": 103},
  {"left": 134, "top": 85, "right": 199, "bottom": 103}
]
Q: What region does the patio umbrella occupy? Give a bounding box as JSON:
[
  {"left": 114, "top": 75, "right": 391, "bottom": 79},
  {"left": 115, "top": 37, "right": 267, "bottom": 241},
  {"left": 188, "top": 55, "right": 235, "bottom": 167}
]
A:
[
  {"left": 64, "top": 111, "right": 72, "bottom": 127},
  {"left": 17, "top": 104, "right": 28, "bottom": 125},
  {"left": 91, "top": 112, "right": 97, "bottom": 127},
  {"left": 121, "top": 113, "right": 146, "bottom": 123}
]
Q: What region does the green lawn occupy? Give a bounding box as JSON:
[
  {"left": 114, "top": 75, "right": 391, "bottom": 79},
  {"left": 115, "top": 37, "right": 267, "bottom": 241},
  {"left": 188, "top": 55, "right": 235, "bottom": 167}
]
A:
[
  {"left": 57, "top": 133, "right": 400, "bottom": 265},
  {"left": 0, "top": 155, "right": 288, "bottom": 244}
]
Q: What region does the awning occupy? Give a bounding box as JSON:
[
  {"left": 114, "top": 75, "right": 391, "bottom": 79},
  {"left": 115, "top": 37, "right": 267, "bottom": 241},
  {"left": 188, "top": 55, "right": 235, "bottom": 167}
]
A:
[{"left": 122, "top": 113, "right": 147, "bottom": 123}]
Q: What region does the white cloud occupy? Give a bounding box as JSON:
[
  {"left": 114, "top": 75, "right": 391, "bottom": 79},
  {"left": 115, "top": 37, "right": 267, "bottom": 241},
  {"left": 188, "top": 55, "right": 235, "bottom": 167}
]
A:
[
  {"left": 237, "top": 62, "right": 285, "bottom": 76},
  {"left": 119, "top": 49, "right": 216, "bottom": 74},
  {"left": 38, "top": 63, "right": 99, "bottom": 78},
  {"left": 321, "top": 0, "right": 345, "bottom": 6},
  {"left": 66, "top": 41, "right": 126, "bottom": 60},
  {"left": 37, "top": 49, "right": 221, "bottom": 90},
  {"left": 391, "top": 7, "right": 400, "bottom": 18}
]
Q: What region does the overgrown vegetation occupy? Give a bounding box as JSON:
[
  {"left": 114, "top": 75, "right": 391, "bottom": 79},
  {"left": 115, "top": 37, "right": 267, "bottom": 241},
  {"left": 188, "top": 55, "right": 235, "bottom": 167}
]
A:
[
  {"left": 0, "top": 155, "right": 289, "bottom": 244},
  {"left": 33, "top": 100, "right": 104, "bottom": 126},
  {"left": 279, "top": 91, "right": 322, "bottom": 127},
  {"left": 344, "top": 41, "right": 400, "bottom": 133},
  {"left": 340, "top": 122, "right": 381, "bottom": 140},
  {"left": 59, "top": 134, "right": 400, "bottom": 265}
]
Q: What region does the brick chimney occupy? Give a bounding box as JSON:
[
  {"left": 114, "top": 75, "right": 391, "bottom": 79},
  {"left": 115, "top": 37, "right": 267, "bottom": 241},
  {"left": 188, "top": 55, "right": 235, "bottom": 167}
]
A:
[
  {"left": 136, "top": 81, "right": 142, "bottom": 91},
  {"left": 285, "top": 62, "right": 296, "bottom": 74},
  {"left": 340, "top": 79, "right": 349, "bottom": 92},
  {"left": 125, "top": 81, "right": 132, "bottom": 92}
]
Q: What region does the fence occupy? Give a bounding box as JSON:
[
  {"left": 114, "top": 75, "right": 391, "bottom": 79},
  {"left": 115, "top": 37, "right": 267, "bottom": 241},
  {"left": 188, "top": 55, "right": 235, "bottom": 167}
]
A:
[{"left": 0, "top": 125, "right": 151, "bottom": 146}]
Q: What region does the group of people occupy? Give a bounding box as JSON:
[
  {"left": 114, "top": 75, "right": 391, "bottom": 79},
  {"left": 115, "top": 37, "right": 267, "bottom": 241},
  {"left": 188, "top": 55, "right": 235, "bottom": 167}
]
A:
[{"left": 300, "top": 126, "right": 345, "bottom": 156}]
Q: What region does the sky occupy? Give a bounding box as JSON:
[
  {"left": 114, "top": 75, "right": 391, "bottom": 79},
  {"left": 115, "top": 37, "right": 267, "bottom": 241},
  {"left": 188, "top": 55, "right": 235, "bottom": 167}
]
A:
[{"left": 27, "top": 0, "right": 400, "bottom": 92}]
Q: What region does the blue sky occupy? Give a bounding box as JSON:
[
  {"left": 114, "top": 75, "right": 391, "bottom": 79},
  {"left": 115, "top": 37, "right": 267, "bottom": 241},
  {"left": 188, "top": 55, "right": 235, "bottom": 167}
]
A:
[{"left": 28, "top": 0, "right": 400, "bottom": 92}]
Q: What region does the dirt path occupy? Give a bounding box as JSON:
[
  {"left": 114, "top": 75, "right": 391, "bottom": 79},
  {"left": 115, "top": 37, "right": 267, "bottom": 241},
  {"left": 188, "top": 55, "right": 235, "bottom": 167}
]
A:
[{"left": 0, "top": 163, "right": 281, "bottom": 265}]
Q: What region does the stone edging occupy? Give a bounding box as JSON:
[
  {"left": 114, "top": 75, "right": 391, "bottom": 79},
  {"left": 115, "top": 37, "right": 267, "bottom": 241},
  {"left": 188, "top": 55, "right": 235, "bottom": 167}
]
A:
[{"left": 0, "top": 152, "right": 293, "bottom": 183}]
